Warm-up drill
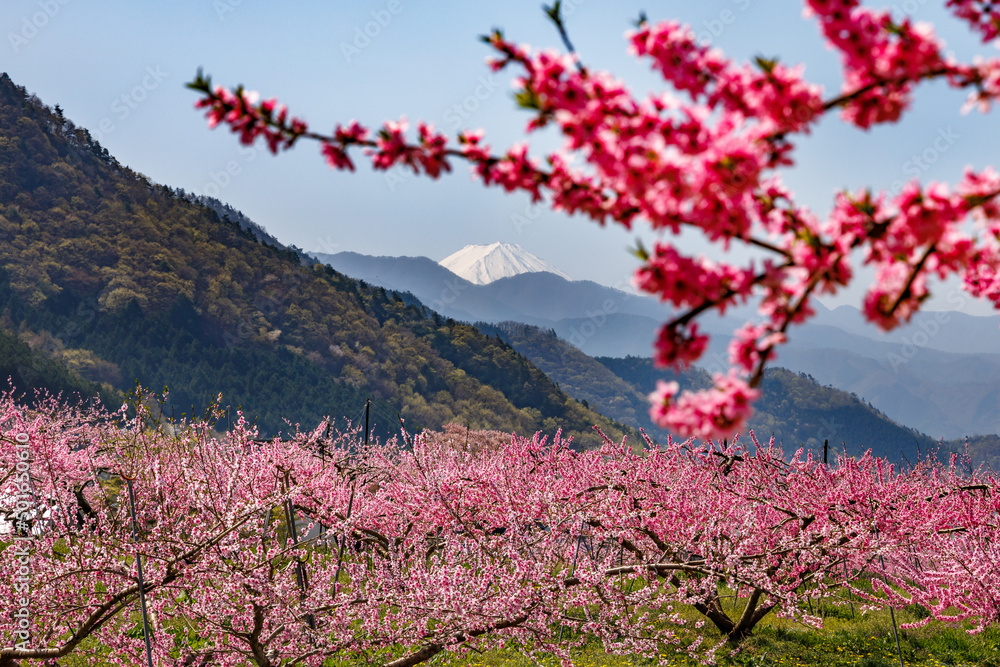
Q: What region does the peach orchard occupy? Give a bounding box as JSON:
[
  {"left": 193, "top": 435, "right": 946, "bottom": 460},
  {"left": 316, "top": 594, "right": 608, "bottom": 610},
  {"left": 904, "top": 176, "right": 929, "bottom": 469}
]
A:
[
  {"left": 7, "top": 1, "right": 1000, "bottom": 665},
  {"left": 2, "top": 392, "right": 1000, "bottom": 667}
]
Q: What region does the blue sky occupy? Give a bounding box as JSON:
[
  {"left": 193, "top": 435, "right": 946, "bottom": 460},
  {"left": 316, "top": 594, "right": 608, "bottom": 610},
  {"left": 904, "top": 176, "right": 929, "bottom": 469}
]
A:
[{"left": 4, "top": 0, "right": 1000, "bottom": 316}]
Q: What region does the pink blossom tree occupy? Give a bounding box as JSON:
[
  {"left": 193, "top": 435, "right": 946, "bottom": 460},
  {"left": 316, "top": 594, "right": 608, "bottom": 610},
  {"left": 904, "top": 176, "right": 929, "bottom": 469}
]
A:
[
  {"left": 316, "top": 427, "right": 936, "bottom": 664},
  {"left": 107, "top": 417, "right": 365, "bottom": 667},
  {"left": 0, "top": 393, "right": 176, "bottom": 667},
  {"left": 854, "top": 458, "right": 1000, "bottom": 636},
  {"left": 0, "top": 393, "right": 355, "bottom": 667},
  {"left": 341, "top": 427, "right": 1000, "bottom": 664},
  {"left": 190, "top": 0, "right": 1000, "bottom": 441}
]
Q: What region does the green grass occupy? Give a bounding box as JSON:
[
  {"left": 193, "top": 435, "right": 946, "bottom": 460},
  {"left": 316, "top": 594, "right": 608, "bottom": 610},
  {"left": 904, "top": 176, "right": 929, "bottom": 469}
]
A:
[
  {"left": 37, "top": 597, "right": 1000, "bottom": 666},
  {"left": 413, "top": 604, "right": 1000, "bottom": 667}
]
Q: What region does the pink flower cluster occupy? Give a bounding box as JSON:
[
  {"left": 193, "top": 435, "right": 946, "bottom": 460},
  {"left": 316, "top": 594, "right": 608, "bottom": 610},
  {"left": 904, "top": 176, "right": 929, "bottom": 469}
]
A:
[
  {"left": 806, "top": 0, "right": 947, "bottom": 128},
  {"left": 634, "top": 243, "right": 756, "bottom": 311},
  {"left": 948, "top": 0, "right": 1000, "bottom": 43},
  {"left": 363, "top": 118, "right": 448, "bottom": 178},
  {"left": 321, "top": 120, "right": 369, "bottom": 171},
  {"left": 652, "top": 322, "right": 709, "bottom": 370},
  {"left": 854, "top": 181, "right": 972, "bottom": 329},
  {"left": 648, "top": 370, "right": 760, "bottom": 442},
  {"left": 194, "top": 85, "right": 307, "bottom": 153},
  {"left": 728, "top": 322, "right": 786, "bottom": 374},
  {"left": 628, "top": 20, "right": 824, "bottom": 133},
  {"left": 482, "top": 143, "right": 544, "bottom": 200}
]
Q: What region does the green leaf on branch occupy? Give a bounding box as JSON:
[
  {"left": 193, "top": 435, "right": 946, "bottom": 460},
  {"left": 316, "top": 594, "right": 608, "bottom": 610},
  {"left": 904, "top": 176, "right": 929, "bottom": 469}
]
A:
[
  {"left": 186, "top": 68, "right": 211, "bottom": 94},
  {"left": 795, "top": 226, "right": 821, "bottom": 251},
  {"left": 479, "top": 28, "right": 504, "bottom": 44},
  {"left": 631, "top": 240, "right": 650, "bottom": 262},
  {"left": 515, "top": 88, "right": 542, "bottom": 111},
  {"left": 754, "top": 56, "right": 778, "bottom": 75},
  {"left": 543, "top": 1, "right": 563, "bottom": 25}
]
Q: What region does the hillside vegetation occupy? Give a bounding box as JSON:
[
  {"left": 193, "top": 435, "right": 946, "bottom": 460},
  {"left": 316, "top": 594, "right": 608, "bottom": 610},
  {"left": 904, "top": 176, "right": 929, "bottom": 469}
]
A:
[
  {"left": 0, "top": 325, "right": 121, "bottom": 410},
  {"left": 467, "top": 321, "right": 940, "bottom": 461},
  {"left": 599, "top": 355, "right": 938, "bottom": 462}
]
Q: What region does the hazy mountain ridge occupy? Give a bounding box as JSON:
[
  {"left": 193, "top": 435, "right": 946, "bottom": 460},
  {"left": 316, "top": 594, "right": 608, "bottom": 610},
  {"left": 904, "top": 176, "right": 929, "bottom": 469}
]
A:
[
  {"left": 311, "top": 249, "right": 668, "bottom": 325},
  {"left": 476, "top": 321, "right": 660, "bottom": 436},
  {"left": 310, "top": 251, "right": 528, "bottom": 324},
  {"left": 596, "top": 356, "right": 939, "bottom": 463},
  {"left": 769, "top": 344, "right": 1000, "bottom": 440},
  {"left": 470, "top": 320, "right": 940, "bottom": 462}
]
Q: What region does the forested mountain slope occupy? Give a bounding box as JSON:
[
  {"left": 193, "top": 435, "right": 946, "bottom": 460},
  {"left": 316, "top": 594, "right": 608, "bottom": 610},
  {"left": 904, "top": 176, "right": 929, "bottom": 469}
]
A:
[
  {"left": 470, "top": 318, "right": 941, "bottom": 461},
  {"left": 0, "top": 325, "right": 121, "bottom": 410},
  {"left": 461, "top": 320, "right": 938, "bottom": 461},
  {"left": 0, "top": 73, "right": 627, "bottom": 445}
]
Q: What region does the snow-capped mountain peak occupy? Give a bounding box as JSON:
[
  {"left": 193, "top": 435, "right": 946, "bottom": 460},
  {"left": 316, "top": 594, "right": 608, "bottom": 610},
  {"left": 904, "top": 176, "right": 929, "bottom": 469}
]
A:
[{"left": 439, "top": 243, "right": 571, "bottom": 285}]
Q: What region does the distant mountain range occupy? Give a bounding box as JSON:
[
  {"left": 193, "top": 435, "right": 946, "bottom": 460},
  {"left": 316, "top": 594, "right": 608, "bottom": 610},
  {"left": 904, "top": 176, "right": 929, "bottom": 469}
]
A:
[
  {"left": 439, "top": 242, "right": 571, "bottom": 285},
  {"left": 310, "top": 249, "right": 1000, "bottom": 441},
  {"left": 309, "top": 250, "right": 669, "bottom": 327}
]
